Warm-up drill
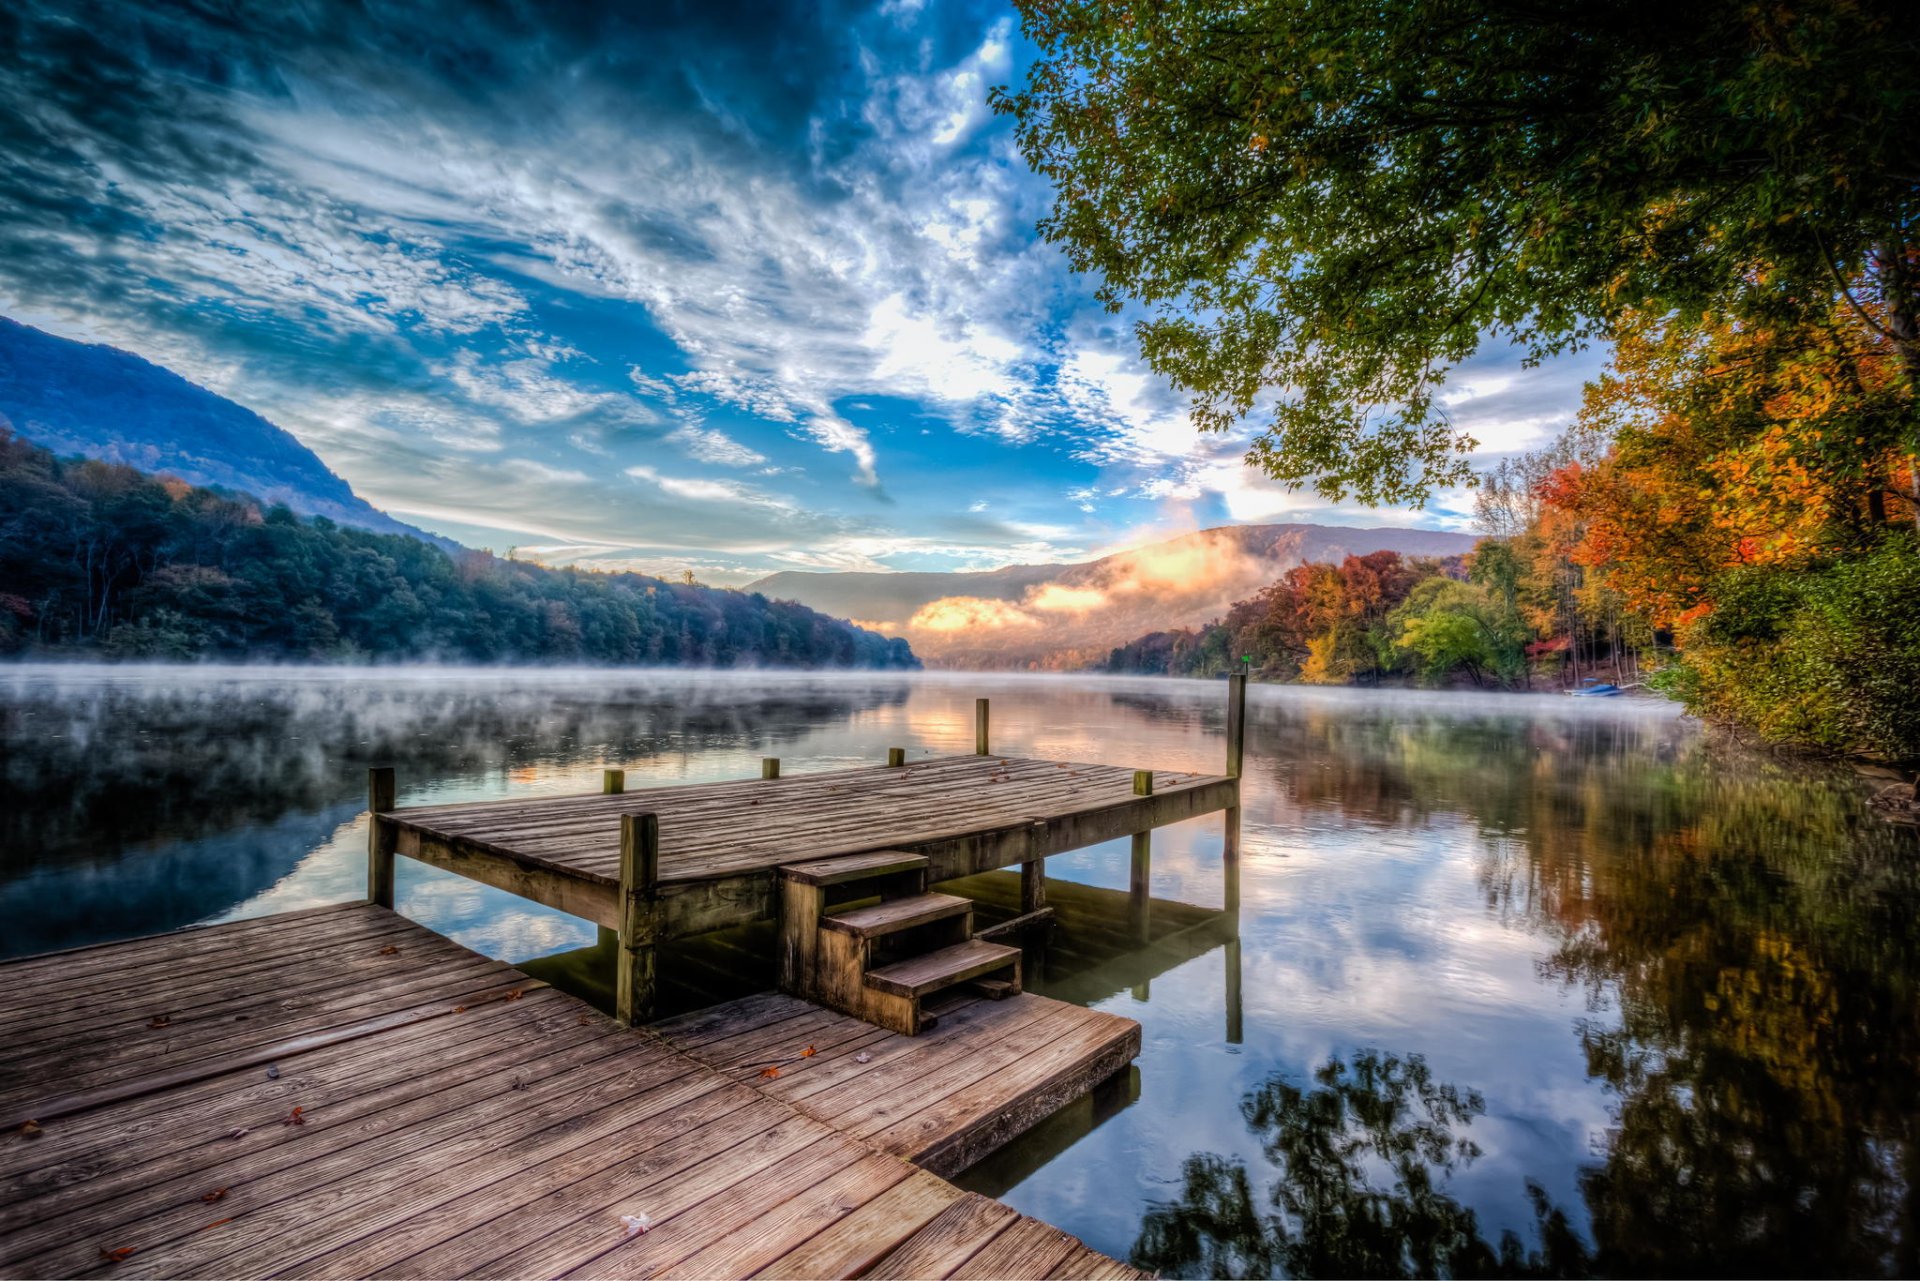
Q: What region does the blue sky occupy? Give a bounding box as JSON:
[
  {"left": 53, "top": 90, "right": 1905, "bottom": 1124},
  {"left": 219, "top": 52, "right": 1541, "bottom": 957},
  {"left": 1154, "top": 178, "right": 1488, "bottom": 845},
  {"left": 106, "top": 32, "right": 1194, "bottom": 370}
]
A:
[{"left": 0, "top": 0, "right": 1604, "bottom": 584}]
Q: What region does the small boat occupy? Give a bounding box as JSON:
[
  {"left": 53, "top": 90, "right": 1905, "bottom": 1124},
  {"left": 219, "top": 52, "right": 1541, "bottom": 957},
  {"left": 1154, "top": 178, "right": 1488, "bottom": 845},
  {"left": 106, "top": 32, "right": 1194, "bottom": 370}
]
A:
[{"left": 1566, "top": 681, "right": 1622, "bottom": 697}]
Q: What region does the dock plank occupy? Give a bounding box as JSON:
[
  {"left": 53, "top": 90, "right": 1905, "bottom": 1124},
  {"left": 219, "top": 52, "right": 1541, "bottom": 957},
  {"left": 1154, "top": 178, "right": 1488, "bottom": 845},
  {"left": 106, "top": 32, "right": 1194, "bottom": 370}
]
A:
[
  {"left": 655, "top": 990, "right": 1139, "bottom": 1178},
  {"left": 0, "top": 906, "right": 1138, "bottom": 1281}
]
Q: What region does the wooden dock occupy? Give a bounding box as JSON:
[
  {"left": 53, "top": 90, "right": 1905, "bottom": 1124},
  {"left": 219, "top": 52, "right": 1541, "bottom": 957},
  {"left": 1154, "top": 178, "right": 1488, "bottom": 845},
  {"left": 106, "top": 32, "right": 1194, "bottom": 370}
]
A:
[
  {"left": 0, "top": 904, "right": 1143, "bottom": 1280},
  {"left": 371, "top": 688, "right": 1247, "bottom": 1024}
]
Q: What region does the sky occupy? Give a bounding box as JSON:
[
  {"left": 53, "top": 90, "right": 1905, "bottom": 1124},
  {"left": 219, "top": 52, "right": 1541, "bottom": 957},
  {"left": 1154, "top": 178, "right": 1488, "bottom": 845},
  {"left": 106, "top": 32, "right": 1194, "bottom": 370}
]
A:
[{"left": 0, "top": 0, "right": 1606, "bottom": 585}]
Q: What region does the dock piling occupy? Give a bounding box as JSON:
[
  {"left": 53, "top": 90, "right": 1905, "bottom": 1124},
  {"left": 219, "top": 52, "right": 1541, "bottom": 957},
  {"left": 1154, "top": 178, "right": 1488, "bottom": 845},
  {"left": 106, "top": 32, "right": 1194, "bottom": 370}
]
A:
[
  {"left": 975, "top": 698, "right": 990, "bottom": 755},
  {"left": 1021, "top": 858, "right": 1047, "bottom": 915},
  {"left": 887, "top": 747, "right": 906, "bottom": 767},
  {"left": 1224, "top": 673, "right": 1246, "bottom": 917},
  {"left": 1129, "top": 769, "right": 1153, "bottom": 942},
  {"left": 762, "top": 757, "right": 781, "bottom": 780},
  {"left": 616, "top": 812, "right": 661, "bottom": 1026},
  {"left": 602, "top": 768, "right": 625, "bottom": 794},
  {"left": 367, "top": 766, "right": 396, "bottom": 909},
  {"left": 1226, "top": 672, "right": 1247, "bottom": 779}
]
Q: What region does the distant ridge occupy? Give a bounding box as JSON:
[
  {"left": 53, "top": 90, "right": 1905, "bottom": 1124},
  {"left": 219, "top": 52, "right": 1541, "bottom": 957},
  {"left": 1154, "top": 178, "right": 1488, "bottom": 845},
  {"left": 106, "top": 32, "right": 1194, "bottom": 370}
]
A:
[
  {"left": 0, "top": 317, "right": 439, "bottom": 543},
  {"left": 747, "top": 522, "right": 1481, "bottom": 669}
]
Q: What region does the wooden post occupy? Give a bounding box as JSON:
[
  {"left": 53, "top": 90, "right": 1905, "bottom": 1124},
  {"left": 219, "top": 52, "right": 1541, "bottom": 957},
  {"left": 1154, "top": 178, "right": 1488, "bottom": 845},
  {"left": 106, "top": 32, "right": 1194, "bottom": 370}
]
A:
[
  {"left": 974, "top": 698, "right": 990, "bottom": 755},
  {"left": 1021, "top": 859, "right": 1047, "bottom": 915},
  {"left": 1129, "top": 769, "right": 1153, "bottom": 942},
  {"left": 1226, "top": 672, "right": 1248, "bottom": 779},
  {"left": 602, "top": 768, "right": 625, "bottom": 794},
  {"left": 366, "top": 767, "right": 396, "bottom": 909},
  {"left": 761, "top": 757, "right": 780, "bottom": 780},
  {"left": 1223, "top": 805, "right": 1243, "bottom": 917},
  {"left": 615, "top": 812, "right": 661, "bottom": 1026},
  {"left": 1224, "top": 672, "right": 1247, "bottom": 920},
  {"left": 886, "top": 747, "right": 906, "bottom": 767},
  {"left": 1225, "top": 936, "right": 1244, "bottom": 1044}
]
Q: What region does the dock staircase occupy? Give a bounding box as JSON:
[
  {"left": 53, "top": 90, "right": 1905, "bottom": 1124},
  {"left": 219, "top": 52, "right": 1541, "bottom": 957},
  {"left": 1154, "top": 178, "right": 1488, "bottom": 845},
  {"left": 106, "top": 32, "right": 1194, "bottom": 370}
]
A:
[{"left": 777, "top": 850, "right": 1021, "bottom": 1034}]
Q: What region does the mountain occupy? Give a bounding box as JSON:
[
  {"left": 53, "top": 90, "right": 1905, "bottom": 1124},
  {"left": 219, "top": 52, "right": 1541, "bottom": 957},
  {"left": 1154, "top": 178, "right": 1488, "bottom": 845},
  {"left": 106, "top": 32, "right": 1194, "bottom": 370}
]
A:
[
  {"left": 747, "top": 523, "right": 1482, "bottom": 669},
  {"left": 0, "top": 317, "right": 435, "bottom": 541}
]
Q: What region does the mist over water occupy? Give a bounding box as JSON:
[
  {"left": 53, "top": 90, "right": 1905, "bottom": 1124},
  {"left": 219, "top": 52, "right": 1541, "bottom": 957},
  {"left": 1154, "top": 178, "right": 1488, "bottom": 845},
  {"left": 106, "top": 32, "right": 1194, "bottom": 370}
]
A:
[{"left": 3, "top": 666, "right": 1914, "bottom": 1276}]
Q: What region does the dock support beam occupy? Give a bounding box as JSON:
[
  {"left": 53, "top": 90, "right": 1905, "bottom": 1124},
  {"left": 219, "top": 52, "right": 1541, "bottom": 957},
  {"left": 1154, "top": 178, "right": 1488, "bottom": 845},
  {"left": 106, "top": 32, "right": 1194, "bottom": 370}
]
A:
[
  {"left": 616, "top": 812, "right": 661, "bottom": 1026},
  {"left": 602, "top": 768, "right": 625, "bottom": 794},
  {"left": 975, "top": 698, "right": 990, "bottom": 755},
  {"left": 1129, "top": 769, "right": 1153, "bottom": 942},
  {"left": 367, "top": 767, "right": 396, "bottom": 909},
  {"left": 762, "top": 757, "right": 781, "bottom": 780}
]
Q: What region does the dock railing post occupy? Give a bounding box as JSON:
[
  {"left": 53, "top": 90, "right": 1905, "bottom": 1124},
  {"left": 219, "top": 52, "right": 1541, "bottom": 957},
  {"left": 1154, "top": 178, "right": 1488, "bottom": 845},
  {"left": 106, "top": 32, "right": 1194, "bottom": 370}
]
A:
[
  {"left": 616, "top": 812, "right": 661, "bottom": 1026},
  {"left": 1224, "top": 673, "right": 1246, "bottom": 919},
  {"left": 1226, "top": 672, "right": 1247, "bottom": 779},
  {"left": 1129, "top": 769, "right": 1153, "bottom": 942},
  {"left": 975, "top": 698, "right": 990, "bottom": 755},
  {"left": 602, "top": 768, "right": 625, "bottom": 794},
  {"left": 367, "top": 767, "right": 396, "bottom": 910},
  {"left": 886, "top": 747, "right": 906, "bottom": 768},
  {"left": 762, "top": 757, "right": 781, "bottom": 780}
]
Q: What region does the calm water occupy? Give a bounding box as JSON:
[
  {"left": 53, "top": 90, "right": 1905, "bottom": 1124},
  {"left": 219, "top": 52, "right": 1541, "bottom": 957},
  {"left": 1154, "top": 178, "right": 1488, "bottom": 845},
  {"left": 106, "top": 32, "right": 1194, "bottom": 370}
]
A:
[{"left": 3, "top": 665, "right": 1916, "bottom": 1277}]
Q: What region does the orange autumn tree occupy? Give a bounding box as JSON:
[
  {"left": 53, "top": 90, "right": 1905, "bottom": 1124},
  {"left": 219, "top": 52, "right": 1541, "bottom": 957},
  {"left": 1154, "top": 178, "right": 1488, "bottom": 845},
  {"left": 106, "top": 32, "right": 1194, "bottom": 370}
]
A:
[{"left": 1546, "top": 300, "right": 1920, "bottom": 760}]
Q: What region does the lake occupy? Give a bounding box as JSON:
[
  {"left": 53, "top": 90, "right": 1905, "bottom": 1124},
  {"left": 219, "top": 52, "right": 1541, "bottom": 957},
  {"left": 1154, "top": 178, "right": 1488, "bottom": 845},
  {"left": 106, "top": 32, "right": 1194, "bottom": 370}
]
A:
[{"left": 3, "top": 665, "right": 1914, "bottom": 1277}]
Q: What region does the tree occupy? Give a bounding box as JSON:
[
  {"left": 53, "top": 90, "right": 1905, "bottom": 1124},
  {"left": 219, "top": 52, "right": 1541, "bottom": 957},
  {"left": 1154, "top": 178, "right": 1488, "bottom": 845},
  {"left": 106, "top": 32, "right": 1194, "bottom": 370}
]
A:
[{"left": 994, "top": 0, "right": 1920, "bottom": 507}]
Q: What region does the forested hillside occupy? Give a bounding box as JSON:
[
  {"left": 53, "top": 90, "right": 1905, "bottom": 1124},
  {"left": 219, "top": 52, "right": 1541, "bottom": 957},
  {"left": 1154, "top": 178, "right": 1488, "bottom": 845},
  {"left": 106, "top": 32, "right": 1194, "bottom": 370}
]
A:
[{"left": 0, "top": 431, "right": 917, "bottom": 669}]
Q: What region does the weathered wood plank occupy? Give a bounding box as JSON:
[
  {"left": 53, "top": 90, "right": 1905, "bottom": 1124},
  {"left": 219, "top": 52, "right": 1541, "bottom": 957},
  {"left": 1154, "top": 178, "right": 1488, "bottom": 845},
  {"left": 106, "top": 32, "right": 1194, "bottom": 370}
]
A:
[
  {"left": 950, "top": 1216, "right": 1081, "bottom": 1280},
  {"left": 0, "top": 994, "right": 606, "bottom": 1233},
  {"left": 454, "top": 1118, "right": 831, "bottom": 1281},
  {"left": 0, "top": 904, "right": 1143, "bottom": 1281},
  {"left": 747, "top": 1168, "right": 963, "bottom": 1280},
  {"left": 862, "top": 1193, "right": 1019, "bottom": 1280},
  {"left": 653, "top": 1150, "right": 916, "bottom": 1279}
]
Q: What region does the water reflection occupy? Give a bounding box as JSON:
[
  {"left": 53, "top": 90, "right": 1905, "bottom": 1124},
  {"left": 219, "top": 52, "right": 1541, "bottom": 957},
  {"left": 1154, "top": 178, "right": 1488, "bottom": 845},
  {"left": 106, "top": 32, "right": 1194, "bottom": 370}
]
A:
[
  {"left": 1134, "top": 1052, "right": 1590, "bottom": 1279},
  {"left": 2, "top": 668, "right": 1915, "bottom": 1276}
]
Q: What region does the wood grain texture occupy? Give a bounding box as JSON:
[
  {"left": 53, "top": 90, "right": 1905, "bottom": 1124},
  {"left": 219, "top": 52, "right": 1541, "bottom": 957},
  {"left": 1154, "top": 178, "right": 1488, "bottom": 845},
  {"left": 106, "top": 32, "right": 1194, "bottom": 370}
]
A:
[{"left": 0, "top": 904, "right": 1138, "bottom": 1281}]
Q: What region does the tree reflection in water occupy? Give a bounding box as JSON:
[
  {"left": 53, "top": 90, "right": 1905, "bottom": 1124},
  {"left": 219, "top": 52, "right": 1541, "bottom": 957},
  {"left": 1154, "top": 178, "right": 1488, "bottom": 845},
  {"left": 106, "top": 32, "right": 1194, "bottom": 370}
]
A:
[
  {"left": 1213, "top": 705, "right": 1920, "bottom": 1278},
  {"left": 1134, "top": 1051, "right": 1590, "bottom": 1279}
]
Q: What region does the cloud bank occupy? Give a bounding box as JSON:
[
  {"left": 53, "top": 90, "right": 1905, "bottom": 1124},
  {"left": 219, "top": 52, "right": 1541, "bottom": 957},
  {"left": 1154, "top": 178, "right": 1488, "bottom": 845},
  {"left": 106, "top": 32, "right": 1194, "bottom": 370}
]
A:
[{"left": 0, "top": 0, "right": 1603, "bottom": 582}]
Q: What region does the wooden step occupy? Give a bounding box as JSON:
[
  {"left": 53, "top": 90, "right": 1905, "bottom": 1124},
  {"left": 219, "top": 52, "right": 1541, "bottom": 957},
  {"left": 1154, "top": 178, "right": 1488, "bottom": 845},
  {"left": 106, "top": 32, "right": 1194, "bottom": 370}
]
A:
[
  {"left": 866, "top": 939, "right": 1021, "bottom": 1000},
  {"left": 824, "top": 892, "right": 972, "bottom": 939},
  {"left": 780, "top": 850, "right": 929, "bottom": 887}
]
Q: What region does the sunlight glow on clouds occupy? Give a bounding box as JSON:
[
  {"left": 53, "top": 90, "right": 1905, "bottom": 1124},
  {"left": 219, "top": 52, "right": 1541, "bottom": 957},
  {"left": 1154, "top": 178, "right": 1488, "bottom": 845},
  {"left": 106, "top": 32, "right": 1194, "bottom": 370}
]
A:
[{"left": 0, "top": 0, "right": 1602, "bottom": 583}]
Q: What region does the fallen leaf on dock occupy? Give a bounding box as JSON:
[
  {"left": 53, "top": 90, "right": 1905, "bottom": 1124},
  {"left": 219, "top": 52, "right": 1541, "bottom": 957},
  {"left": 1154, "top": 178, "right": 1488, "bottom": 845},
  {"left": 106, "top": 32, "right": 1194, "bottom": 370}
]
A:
[
  {"left": 800, "top": 1045, "right": 816, "bottom": 1058},
  {"left": 758, "top": 1066, "right": 780, "bottom": 1079},
  {"left": 147, "top": 1016, "right": 171, "bottom": 1029},
  {"left": 227, "top": 1126, "right": 249, "bottom": 1141},
  {"left": 378, "top": 944, "right": 400, "bottom": 956},
  {"left": 17, "top": 1119, "right": 42, "bottom": 1138},
  {"left": 281, "top": 1107, "right": 305, "bottom": 1127},
  {"left": 451, "top": 1005, "right": 467, "bottom": 1014},
  {"left": 504, "top": 989, "right": 524, "bottom": 1001},
  {"left": 202, "top": 1188, "right": 228, "bottom": 1203},
  {"left": 854, "top": 1052, "right": 872, "bottom": 1064},
  {"left": 619, "top": 1213, "right": 652, "bottom": 1238},
  {"left": 98, "top": 1246, "right": 135, "bottom": 1264}
]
